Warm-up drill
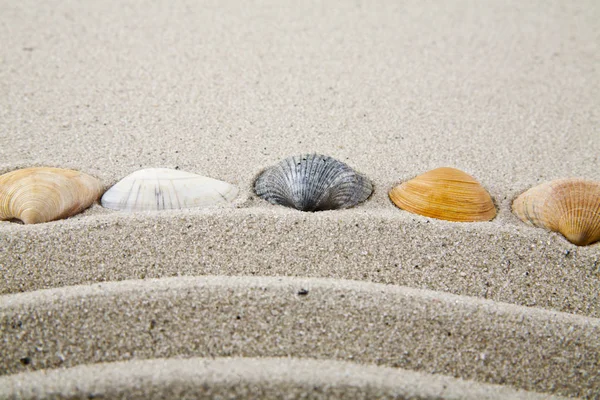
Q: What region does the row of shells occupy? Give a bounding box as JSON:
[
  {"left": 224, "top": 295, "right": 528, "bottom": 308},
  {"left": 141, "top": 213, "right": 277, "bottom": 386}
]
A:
[{"left": 1, "top": 154, "right": 599, "bottom": 246}]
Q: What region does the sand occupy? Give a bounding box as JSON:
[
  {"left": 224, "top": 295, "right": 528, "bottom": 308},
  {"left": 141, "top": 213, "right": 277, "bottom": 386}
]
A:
[
  {"left": 1, "top": 0, "right": 599, "bottom": 398},
  {"left": 0, "top": 357, "right": 570, "bottom": 400},
  {"left": 2, "top": 276, "right": 599, "bottom": 397}
]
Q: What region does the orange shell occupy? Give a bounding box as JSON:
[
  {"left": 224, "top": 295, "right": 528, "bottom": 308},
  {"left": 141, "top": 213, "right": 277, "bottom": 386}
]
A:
[
  {"left": 512, "top": 179, "right": 600, "bottom": 246},
  {"left": 0, "top": 167, "right": 103, "bottom": 224},
  {"left": 388, "top": 167, "right": 496, "bottom": 222}
]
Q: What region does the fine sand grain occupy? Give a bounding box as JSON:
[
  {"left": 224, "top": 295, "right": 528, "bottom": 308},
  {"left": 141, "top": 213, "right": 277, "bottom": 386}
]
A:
[
  {"left": 2, "top": 208, "right": 599, "bottom": 317},
  {"left": 1, "top": 0, "right": 599, "bottom": 398},
  {"left": 0, "top": 357, "right": 570, "bottom": 400},
  {"left": 1, "top": 276, "right": 599, "bottom": 397}
]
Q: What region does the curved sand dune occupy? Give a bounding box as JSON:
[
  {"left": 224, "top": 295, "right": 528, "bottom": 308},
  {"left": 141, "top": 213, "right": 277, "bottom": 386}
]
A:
[
  {"left": 1, "top": 208, "right": 599, "bottom": 317},
  {"left": 0, "top": 357, "right": 568, "bottom": 400},
  {"left": 1, "top": 276, "right": 598, "bottom": 397}
]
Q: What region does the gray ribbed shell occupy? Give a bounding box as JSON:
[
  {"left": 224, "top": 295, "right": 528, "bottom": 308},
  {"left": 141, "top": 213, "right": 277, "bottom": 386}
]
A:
[{"left": 255, "top": 154, "right": 373, "bottom": 211}]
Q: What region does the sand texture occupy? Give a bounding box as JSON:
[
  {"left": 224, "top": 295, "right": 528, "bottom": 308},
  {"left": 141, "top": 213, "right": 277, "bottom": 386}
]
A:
[
  {"left": 2, "top": 277, "right": 599, "bottom": 397},
  {"left": 0, "top": 357, "right": 570, "bottom": 400},
  {"left": 2, "top": 276, "right": 600, "bottom": 397},
  {"left": 1, "top": 0, "right": 599, "bottom": 398}
]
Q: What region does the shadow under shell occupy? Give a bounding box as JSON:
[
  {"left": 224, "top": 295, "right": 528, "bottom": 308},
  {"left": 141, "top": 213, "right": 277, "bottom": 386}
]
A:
[{"left": 254, "top": 154, "right": 373, "bottom": 212}]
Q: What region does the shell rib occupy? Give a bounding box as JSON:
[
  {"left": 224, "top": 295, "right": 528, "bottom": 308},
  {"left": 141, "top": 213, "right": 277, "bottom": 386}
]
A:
[
  {"left": 389, "top": 167, "right": 496, "bottom": 222},
  {"left": 101, "top": 168, "right": 238, "bottom": 212},
  {"left": 0, "top": 167, "right": 103, "bottom": 224},
  {"left": 254, "top": 154, "right": 373, "bottom": 212},
  {"left": 512, "top": 179, "right": 600, "bottom": 246}
]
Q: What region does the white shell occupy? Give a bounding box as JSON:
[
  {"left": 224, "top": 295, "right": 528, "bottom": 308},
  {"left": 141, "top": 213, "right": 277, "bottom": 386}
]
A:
[{"left": 101, "top": 168, "right": 238, "bottom": 212}]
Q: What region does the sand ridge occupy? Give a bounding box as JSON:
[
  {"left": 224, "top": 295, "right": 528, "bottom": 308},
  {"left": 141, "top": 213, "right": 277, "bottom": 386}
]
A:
[
  {"left": 2, "top": 208, "right": 599, "bottom": 317},
  {"left": 2, "top": 275, "right": 600, "bottom": 324},
  {"left": 1, "top": 276, "right": 599, "bottom": 397},
  {"left": 0, "top": 357, "right": 570, "bottom": 400}
]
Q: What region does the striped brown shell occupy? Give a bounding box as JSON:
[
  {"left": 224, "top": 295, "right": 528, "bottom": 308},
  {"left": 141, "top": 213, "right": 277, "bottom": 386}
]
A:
[
  {"left": 388, "top": 167, "right": 496, "bottom": 222},
  {"left": 512, "top": 179, "right": 600, "bottom": 246},
  {"left": 0, "top": 167, "right": 103, "bottom": 224}
]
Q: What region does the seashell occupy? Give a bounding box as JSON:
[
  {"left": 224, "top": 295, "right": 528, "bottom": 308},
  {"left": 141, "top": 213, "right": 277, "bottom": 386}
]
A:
[
  {"left": 0, "top": 167, "right": 103, "bottom": 224},
  {"left": 254, "top": 154, "right": 373, "bottom": 211},
  {"left": 512, "top": 179, "right": 600, "bottom": 246},
  {"left": 101, "top": 168, "right": 238, "bottom": 212},
  {"left": 388, "top": 167, "right": 496, "bottom": 222}
]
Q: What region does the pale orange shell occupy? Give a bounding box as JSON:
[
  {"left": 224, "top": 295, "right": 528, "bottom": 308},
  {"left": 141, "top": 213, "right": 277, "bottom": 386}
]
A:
[
  {"left": 388, "top": 167, "right": 496, "bottom": 222},
  {"left": 0, "top": 167, "right": 103, "bottom": 224},
  {"left": 512, "top": 179, "right": 600, "bottom": 246}
]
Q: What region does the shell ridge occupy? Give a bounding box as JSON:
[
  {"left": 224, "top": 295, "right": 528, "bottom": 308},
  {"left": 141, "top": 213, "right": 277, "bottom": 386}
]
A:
[
  {"left": 309, "top": 156, "right": 340, "bottom": 210},
  {"left": 299, "top": 155, "right": 311, "bottom": 209},
  {"left": 306, "top": 154, "right": 324, "bottom": 210},
  {"left": 313, "top": 159, "right": 353, "bottom": 210},
  {"left": 306, "top": 154, "right": 325, "bottom": 210},
  {"left": 299, "top": 154, "right": 329, "bottom": 211},
  {"left": 354, "top": 174, "right": 373, "bottom": 203},
  {"left": 325, "top": 169, "right": 357, "bottom": 209},
  {"left": 155, "top": 178, "right": 162, "bottom": 210},
  {"left": 170, "top": 179, "right": 182, "bottom": 209},
  {"left": 289, "top": 156, "right": 302, "bottom": 209},
  {"left": 287, "top": 156, "right": 300, "bottom": 209},
  {"left": 119, "top": 177, "right": 139, "bottom": 211},
  {"left": 258, "top": 169, "right": 291, "bottom": 208},
  {"left": 134, "top": 180, "right": 144, "bottom": 211},
  {"left": 272, "top": 165, "right": 295, "bottom": 208}
]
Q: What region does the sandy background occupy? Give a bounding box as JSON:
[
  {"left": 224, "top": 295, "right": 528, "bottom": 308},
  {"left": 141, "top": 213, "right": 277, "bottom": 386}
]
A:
[{"left": 1, "top": 0, "right": 599, "bottom": 398}]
